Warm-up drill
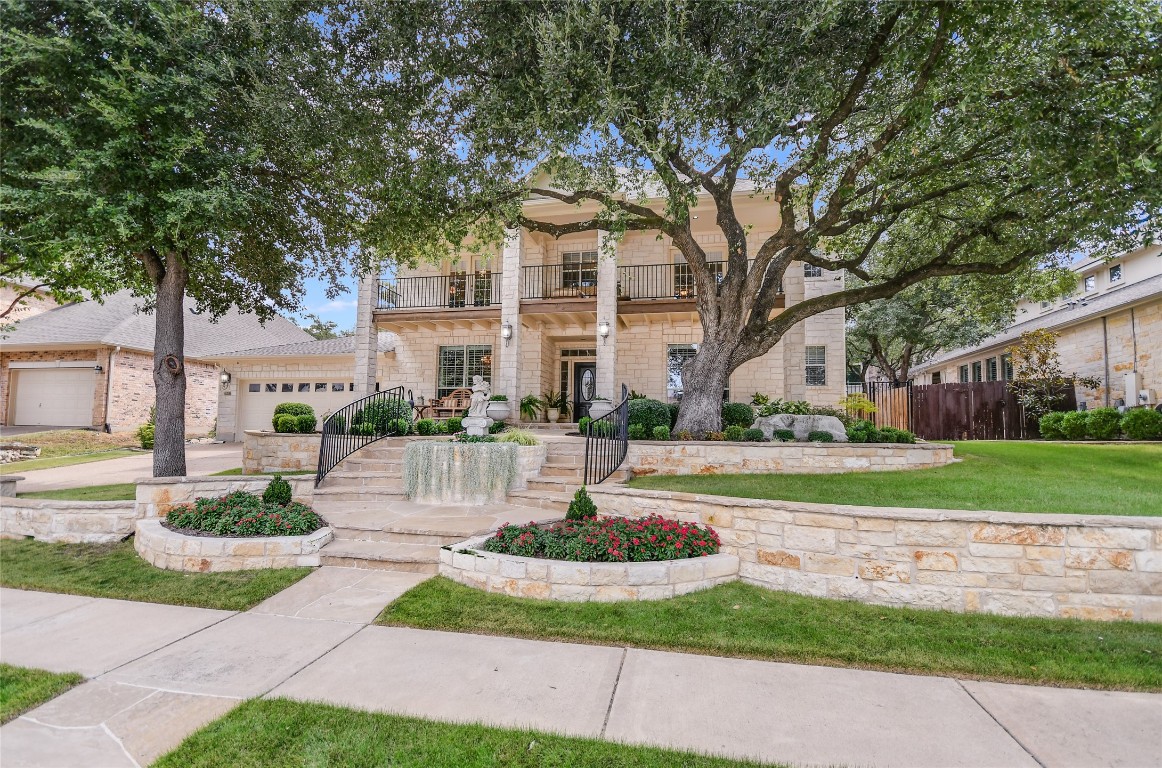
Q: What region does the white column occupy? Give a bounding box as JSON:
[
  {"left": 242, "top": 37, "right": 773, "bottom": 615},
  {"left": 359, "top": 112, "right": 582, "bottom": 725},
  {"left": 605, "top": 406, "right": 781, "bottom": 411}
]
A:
[
  {"left": 498, "top": 228, "right": 523, "bottom": 412},
  {"left": 353, "top": 269, "right": 378, "bottom": 396},
  {"left": 596, "top": 229, "right": 618, "bottom": 399}
]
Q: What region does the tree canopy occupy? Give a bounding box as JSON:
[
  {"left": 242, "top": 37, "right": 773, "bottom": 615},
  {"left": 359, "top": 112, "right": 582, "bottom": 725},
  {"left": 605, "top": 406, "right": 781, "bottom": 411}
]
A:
[{"left": 342, "top": 0, "right": 1162, "bottom": 432}]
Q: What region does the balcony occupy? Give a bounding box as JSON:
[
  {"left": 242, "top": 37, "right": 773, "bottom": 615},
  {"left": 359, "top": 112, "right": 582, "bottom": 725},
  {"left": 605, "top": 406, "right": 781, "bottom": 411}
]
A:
[{"left": 377, "top": 272, "right": 500, "bottom": 311}]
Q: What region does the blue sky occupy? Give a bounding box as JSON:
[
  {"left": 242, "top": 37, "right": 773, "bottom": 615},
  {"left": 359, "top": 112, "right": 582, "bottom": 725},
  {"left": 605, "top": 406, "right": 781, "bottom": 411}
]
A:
[{"left": 290, "top": 275, "right": 359, "bottom": 332}]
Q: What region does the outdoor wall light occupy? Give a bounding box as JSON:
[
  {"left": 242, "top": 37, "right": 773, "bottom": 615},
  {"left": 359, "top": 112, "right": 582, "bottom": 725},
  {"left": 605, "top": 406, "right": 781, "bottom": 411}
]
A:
[
  {"left": 220, "top": 372, "right": 231, "bottom": 384},
  {"left": 598, "top": 320, "right": 611, "bottom": 344},
  {"left": 93, "top": 364, "right": 104, "bottom": 373},
  {"left": 501, "top": 322, "right": 513, "bottom": 347}
]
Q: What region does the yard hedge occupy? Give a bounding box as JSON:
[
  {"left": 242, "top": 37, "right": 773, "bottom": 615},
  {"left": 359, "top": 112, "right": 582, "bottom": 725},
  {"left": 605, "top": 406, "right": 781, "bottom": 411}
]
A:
[{"left": 627, "top": 398, "right": 671, "bottom": 434}]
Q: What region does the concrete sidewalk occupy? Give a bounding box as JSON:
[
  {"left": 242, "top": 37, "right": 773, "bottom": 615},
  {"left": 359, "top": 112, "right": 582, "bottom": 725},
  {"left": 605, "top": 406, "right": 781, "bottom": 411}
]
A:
[
  {"left": 10, "top": 443, "right": 242, "bottom": 492},
  {"left": 2, "top": 573, "right": 1160, "bottom": 767}
]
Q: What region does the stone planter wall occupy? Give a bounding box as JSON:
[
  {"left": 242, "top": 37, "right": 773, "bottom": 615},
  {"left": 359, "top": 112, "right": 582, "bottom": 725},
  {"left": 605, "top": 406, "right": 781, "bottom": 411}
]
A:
[
  {"left": 243, "top": 430, "right": 322, "bottom": 473},
  {"left": 588, "top": 486, "right": 1162, "bottom": 622},
  {"left": 624, "top": 441, "right": 953, "bottom": 477},
  {"left": 1, "top": 497, "right": 138, "bottom": 543},
  {"left": 405, "top": 443, "right": 546, "bottom": 504},
  {"left": 135, "top": 475, "right": 314, "bottom": 518},
  {"left": 134, "top": 518, "right": 332, "bottom": 572},
  {"left": 439, "top": 534, "right": 739, "bottom": 602}
]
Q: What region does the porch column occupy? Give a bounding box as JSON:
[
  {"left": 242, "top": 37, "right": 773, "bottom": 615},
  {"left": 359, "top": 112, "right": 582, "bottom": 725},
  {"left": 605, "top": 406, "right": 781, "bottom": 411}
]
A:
[
  {"left": 353, "top": 269, "right": 378, "bottom": 396},
  {"left": 596, "top": 229, "right": 618, "bottom": 399},
  {"left": 498, "top": 227, "right": 523, "bottom": 411}
]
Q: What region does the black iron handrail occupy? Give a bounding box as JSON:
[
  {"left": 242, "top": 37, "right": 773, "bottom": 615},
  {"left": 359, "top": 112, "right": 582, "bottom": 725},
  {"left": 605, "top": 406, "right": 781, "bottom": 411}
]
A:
[
  {"left": 377, "top": 272, "right": 500, "bottom": 310},
  {"left": 521, "top": 263, "right": 597, "bottom": 300},
  {"left": 616, "top": 260, "right": 782, "bottom": 300},
  {"left": 315, "top": 385, "right": 407, "bottom": 486},
  {"left": 583, "top": 383, "right": 630, "bottom": 486}
]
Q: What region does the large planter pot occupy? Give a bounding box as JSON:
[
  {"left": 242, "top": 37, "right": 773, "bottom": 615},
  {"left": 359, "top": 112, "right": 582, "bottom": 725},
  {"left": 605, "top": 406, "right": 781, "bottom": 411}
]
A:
[
  {"left": 546, "top": 408, "right": 560, "bottom": 423},
  {"left": 588, "top": 401, "right": 614, "bottom": 420},
  {"left": 486, "top": 401, "right": 510, "bottom": 421}
]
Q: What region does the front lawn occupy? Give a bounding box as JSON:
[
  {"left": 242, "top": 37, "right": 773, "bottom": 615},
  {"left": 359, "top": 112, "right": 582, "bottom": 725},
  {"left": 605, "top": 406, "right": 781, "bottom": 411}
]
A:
[
  {"left": 628, "top": 442, "right": 1162, "bottom": 515},
  {"left": 0, "top": 538, "right": 311, "bottom": 611},
  {"left": 380, "top": 577, "right": 1162, "bottom": 691},
  {"left": 156, "top": 698, "right": 773, "bottom": 768},
  {"left": 18, "top": 483, "right": 137, "bottom": 501},
  {"left": 0, "top": 664, "right": 84, "bottom": 724}
]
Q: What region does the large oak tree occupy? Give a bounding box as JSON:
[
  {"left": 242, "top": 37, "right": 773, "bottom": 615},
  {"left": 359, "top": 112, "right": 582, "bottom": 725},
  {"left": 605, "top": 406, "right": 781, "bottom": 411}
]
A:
[
  {"left": 2, "top": 0, "right": 368, "bottom": 474},
  {"left": 343, "top": 0, "right": 1161, "bottom": 434}
]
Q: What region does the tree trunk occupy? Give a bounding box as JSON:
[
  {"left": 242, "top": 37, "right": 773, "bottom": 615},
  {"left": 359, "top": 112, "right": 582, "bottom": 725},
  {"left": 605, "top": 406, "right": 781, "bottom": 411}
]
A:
[
  {"left": 144, "top": 250, "right": 189, "bottom": 477},
  {"left": 672, "top": 342, "right": 733, "bottom": 436}
]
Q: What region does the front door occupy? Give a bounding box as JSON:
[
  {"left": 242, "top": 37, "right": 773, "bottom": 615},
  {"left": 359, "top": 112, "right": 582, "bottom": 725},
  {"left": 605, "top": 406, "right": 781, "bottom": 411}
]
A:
[{"left": 573, "top": 363, "right": 597, "bottom": 421}]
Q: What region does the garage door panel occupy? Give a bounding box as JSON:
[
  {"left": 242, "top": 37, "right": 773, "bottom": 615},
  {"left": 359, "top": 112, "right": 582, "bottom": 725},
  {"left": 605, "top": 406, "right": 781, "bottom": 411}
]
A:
[
  {"left": 13, "top": 368, "right": 96, "bottom": 427},
  {"left": 238, "top": 380, "right": 357, "bottom": 432}
]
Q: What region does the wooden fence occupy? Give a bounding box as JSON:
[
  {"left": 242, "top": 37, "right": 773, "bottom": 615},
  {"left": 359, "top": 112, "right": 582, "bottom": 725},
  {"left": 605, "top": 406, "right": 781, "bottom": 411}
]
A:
[
  {"left": 909, "top": 382, "right": 1076, "bottom": 441},
  {"left": 845, "top": 382, "right": 912, "bottom": 430}
]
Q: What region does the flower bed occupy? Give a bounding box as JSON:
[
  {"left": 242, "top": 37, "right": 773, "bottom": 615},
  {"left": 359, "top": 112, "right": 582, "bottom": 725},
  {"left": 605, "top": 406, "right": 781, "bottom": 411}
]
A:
[
  {"left": 164, "top": 490, "right": 325, "bottom": 538},
  {"left": 483, "top": 514, "right": 720, "bottom": 562}
]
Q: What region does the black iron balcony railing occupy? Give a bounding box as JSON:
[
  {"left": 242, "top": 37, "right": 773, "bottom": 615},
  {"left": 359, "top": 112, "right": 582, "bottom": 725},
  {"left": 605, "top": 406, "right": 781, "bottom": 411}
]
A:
[
  {"left": 520, "top": 264, "right": 597, "bottom": 300},
  {"left": 377, "top": 272, "right": 500, "bottom": 310}
]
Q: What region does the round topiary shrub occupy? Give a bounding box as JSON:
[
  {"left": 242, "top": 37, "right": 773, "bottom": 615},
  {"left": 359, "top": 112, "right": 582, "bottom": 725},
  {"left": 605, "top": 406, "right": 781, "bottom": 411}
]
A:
[
  {"left": 721, "top": 402, "right": 755, "bottom": 429},
  {"left": 354, "top": 399, "right": 413, "bottom": 433},
  {"left": 627, "top": 398, "right": 671, "bottom": 434},
  {"left": 1059, "top": 411, "right": 1088, "bottom": 440},
  {"left": 416, "top": 418, "right": 436, "bottom": 436},
  {"left": 773, "top": 428, "right": 796, "bottom": 442},
  {"left": 742, "top": 427, "right": 765, "bottom": 442},
  {"left": 445, "top": 416, "right": 463, "bottom": 433},
  {"left": 652, "top": 425, "right": 671, "bottom": 440},
  {"left": 1085, "top": 407, "right": 1123, "bottom": 440},
  {"left": 877, "top": 427, "right": 916, "bottom": 444},
  {"left": 627, "top": 424, "right": 646, "bottom": 440},
  {"left": 1121, "top": 408, "right": 1162, "bottom": 440},
  {"left": 274, "top": 414, "right": 299, "bottom": 433},
  {"left": 845, "top": 419, "right": 879, "bottom": 443},
  {"left": 295, "top": 414, "right": 317, "bottom": 433},
  {"left": 1038, "top": 411, "right": 1066, "bottom": 440},
  {"left": 272, "top": 402, "right": 314, "bottom": 431},
  {"left": 723, "top": 425, "right": 745, "bottom": 442},
  {"left": 350, "top": 422, "right": 376, "bottom": 437},
  {"left": 807, "top": 430, "right": 834, "bottom": 443}
]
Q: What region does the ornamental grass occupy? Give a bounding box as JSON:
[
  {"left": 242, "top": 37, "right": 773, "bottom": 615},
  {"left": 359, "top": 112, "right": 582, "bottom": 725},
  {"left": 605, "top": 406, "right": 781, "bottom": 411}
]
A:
[
  {"left": 482, "top": 514, "right": 719, "bottom": 562},
  {"left": 166, "top": 491, "right": 324, "bottom": 537}
]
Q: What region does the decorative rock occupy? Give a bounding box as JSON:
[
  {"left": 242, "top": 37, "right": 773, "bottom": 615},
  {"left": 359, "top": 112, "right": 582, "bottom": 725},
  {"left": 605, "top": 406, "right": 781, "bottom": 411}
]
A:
[{"left": 753, "top": 414, "right": 848, "bottom": 442}]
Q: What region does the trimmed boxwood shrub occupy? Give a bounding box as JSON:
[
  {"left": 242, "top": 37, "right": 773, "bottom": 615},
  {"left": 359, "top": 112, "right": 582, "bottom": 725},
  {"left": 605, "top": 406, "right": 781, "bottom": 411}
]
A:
[
  {"left": 742, "top": 427, "right": 765, "bottom": 442},
  {"left": 877, "top": 427, "right": 916, "bottom": 444},
  {"left": 807, "top": 430, "right": 834, "bottom": 443},
  {"left": 627, "top": 424, "right": 646, "bottom": 440},
  {"left": 272, "top": 402, "right": 314, "bottom": 431},
  {"left": 295, "top": 414, "right": 317, "bottom": 433},
  {"left": 1085, "top": 407, "right": 1123, "bottom": 440},
  {"left": 166, "top": 490, "right": 323, "bottom": 537},
  {"left": 724, "top": 425, "right": 745, "bottom": 442},
  {"left": 262, "top": 475, "right": 292, "bottom": 506},
  {"left": 652, "top": 425, "right": 671, "bottom": 440},
  {"left": 628, "top": 398, "right": 671, "bottom": 434},
  {"left": 1060, "top": 411, "right": 1088, "bottom": 440},
  {"left": 578, "top": 416, "right": 592, "bottom": 434},
  {"left": 350, "top": 422, "right": 376, "bottom": 436},
  {"left": 136, "top": 423, "right": 155, "bottom": 449},
  {"left": 773, "top": 429, "right": 796, "bottom": 442},
  {"left": 416, "top": 418, "right": 436, "bottom": 436},
  {"left": 846, "top": 419, "right": 879, "bottom": 443},
  {"left": 1122, "top": 408, "right": 1162, "bottom": 440},
  {"left": 353, "top": 399, "right": 413, "bottom": 433},
  {"left": 274, "top": 414, "right": 300, "bottom": 433},
  {"left": 1038, "top": 411, "right": 1066, "bottom": 440},
  {"left": 445, "top": 416, "right": 463, "bottom": 433},
  {"left": 721, "top": 402, "right": 755, "bottom": 429},
  {"left": 483, "top": 514, "right": 720, "bottom": 562},
  {"left": 565, "top": 487, "right": 597, "bottom": 521}
]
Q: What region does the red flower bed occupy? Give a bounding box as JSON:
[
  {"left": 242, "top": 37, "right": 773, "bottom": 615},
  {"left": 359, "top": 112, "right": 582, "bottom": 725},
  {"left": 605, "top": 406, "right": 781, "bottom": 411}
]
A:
[{"left": 481, "top": 514, "right": 719, "bottom": 562}]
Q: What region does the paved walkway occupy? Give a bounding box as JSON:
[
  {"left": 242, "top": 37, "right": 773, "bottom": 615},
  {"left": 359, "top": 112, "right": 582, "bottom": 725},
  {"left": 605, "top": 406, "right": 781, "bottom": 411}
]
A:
[
  {"left": 10, "top": 443, "right": 242, "bottom": 492},
  {"left": 2, "top": 573, "right": 1160, "bottom": 767}
]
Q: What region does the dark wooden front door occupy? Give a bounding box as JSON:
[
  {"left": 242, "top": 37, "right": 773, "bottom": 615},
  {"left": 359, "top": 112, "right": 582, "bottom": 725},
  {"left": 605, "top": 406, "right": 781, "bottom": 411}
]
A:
[{"left": 573, "top": 363, "right": 597, "bottom": 421}]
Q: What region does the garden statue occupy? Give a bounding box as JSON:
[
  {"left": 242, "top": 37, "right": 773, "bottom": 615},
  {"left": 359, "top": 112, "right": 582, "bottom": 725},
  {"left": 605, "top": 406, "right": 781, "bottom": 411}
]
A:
[{"left": 463, "top": 375, "right": 494, "bottom": 435}]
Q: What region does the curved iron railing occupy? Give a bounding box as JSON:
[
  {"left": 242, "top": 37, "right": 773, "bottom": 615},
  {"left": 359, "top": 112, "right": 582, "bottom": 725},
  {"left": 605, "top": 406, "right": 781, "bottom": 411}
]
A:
[
  {"left": 583, "top": 384, "right": 630, "bottom": 486},
  {"left": 315, "top": 385, "right": 407, "bottom": 486}
]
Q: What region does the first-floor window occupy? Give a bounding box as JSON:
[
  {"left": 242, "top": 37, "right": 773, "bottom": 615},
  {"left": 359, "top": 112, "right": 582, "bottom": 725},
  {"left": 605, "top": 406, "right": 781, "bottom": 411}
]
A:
[
  {"left": 959, "top": 365, "right": 970, "bottom": 383},
  {"left": 1001, "top": 353, "right": 1014, "bottom": 381},
  {"left": 438, "top": 344, "right": 492, "bottom": 398},
  {"left": 971, "top": 361, "right": 983, "bottom": 382},
  {"left": 805, "top": 346, "right": 827, "bottom": 387},
  {"left": 667, "top": 344, "right": 697, "bottom": 397},
  {"left": 985, "top": 357, "right": 998, "bottom": 382},
  {"left": 931, "top": 371, "right": 942, "bottom": 384}
]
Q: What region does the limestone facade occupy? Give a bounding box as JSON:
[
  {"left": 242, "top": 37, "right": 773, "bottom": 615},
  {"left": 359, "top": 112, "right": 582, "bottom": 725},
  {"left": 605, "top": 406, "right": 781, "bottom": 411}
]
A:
[{"left": 134, "top": 518, "right": 332, "bottom": 572}]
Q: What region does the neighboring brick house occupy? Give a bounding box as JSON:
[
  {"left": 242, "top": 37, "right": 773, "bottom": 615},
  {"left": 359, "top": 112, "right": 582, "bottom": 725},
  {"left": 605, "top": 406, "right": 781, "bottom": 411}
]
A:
[
  {"left": 1, "top": 279, "right": 60, "bottom": 323},
  {"left": 912, "top": 245, "right": 1162, "bottom": 410},
  {"left": 0, "top": 291, "right": 312, "bottom": 433}
]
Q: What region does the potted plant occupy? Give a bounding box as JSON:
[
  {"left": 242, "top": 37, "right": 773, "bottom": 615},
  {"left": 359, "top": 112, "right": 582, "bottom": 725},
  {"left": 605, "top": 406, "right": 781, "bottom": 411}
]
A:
[
  {"left": 520, "top": 394, "right": 545, "bottom": 422},
  {"left": 486, "top": 394, "right": 510, "bottom": 421},
  {"left": 588, "top": 395, "right": 613, "bottom": 420},
  {"left": 542, "top": 389, "right": 569, "bottom": 423}
]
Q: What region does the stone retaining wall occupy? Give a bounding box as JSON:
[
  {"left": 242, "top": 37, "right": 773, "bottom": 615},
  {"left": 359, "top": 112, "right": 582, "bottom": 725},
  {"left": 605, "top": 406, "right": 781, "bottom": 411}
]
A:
[
  {"left": 135, "top": 475, "right": 314, "bottom": 518},
  {"left": 439, "top": 534, "right": 739, "bottom": 602},
  {"left": 588, "top": 486, "right": 1162, "bottom": 622},
  {"left": 624, "top": 441, "right": 953, "bottom": 477},
  {"left": 243, "top": 431, "right": 322, "bottom": 473},
  {"left": 134, "top": 518, "right": 332, "bottom": 572},
  {"left": 1, "top": 497, "right": 138, "bottom": 543}
]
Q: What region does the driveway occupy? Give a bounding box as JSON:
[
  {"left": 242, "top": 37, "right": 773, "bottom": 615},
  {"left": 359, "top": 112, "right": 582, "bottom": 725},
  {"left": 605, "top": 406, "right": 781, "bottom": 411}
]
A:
[
  {"left": 0, "top": 426, "right": 76, "bottom": 438},
  {"left": 11, "top": 443, "right": 243, "bottom": 492}
]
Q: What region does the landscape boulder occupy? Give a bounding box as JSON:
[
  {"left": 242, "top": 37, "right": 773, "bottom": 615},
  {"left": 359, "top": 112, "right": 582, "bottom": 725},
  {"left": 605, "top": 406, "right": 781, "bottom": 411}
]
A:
[{"left": 753, "top": 414, "right": 848, "bottom": 442}]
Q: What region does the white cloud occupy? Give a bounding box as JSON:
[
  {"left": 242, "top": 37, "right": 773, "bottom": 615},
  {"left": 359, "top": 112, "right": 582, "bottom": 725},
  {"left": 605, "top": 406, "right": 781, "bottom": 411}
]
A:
[{"left": 308, "top": 298, "right": 359, "bottom": 315}]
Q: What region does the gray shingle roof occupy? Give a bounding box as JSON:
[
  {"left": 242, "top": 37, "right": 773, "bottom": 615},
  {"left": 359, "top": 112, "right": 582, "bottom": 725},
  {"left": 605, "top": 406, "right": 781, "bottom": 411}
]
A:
[
  {"left": 206, "top": 333, "right": 396, "bottom": 359},
  {"left": 0, "top": 290, "right": 313, "bottom": 358}
]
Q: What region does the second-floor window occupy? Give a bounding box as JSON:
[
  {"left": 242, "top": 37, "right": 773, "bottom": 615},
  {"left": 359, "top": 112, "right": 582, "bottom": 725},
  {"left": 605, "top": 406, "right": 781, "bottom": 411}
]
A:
[
  {"left": 804, "top": 263, "right": 823, "bottom": 278},
  {"left": 1084, "top": 274, "right": 1096, "bottom": 292},
  {"left": 1109, "top": 264, "right": 1123, "bottom": 283},
  {"left": 672, "top": 251, "right": 722, "bottom": 299},
  {"left": 562, "top": 250, "right": 597, "bottom": 291}
]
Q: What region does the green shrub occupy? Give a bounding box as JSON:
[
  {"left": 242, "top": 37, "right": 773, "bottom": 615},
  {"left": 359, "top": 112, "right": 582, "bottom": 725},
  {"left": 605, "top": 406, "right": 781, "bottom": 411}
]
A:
[
  {"left": 451, "top": 433, "right": 497, "bottom": 443},
  {"left": 262, "top": 474, "right": 293, "bottom": 506},
  {"left": 566, "top": 487, "right": 598, "bottom": 521},
  {"left": 667, "top": 402, "right": 680, "bottom": 428},
  {"left": 495, "top": 428, "right": 540, "bottom": 446},
  {"left": 416, "top": 418, "right": 436, "bottom": 436},
  {"left": 167, "top": 491, "right": 322, "bottom": 537},
  {"left": 272, "top": 402, "right": 314, "bottom": 431},
  {"left": 295, "top": 414, "right": 317, "bottom": 433},
  {"left": 877, "top": 427, "right": 916, "bottom": 444},
  {"left": 350, "top": 422, "right": 376, "bottom": 437},
  {"left": 578, "top": 416, "right": 592, "bottom": 434},
  {"left": 325, "top": 413, "right": 347, "bottom": 434},
  {"left": 757, "top": 399, "right": 812, "bottom": 417},
  {"left": 353, "top": 399, "right": 412, "bottom": 433},
  {"left": 484, "top": 514, "right": 720, "bottom": 562},
  {"left": 807, "top": 430, "right": 834, "bottom": 443},
  {"left": 445, "top": 416, "right": 462, "bottom": 433},
  {"left": 721, "top": 402, "right": 756, "bottom": 428},
  {"left": 489, "top": 394, "right": 508, "bottom": 401},
  {"left": 1060, "top": 411, "right": 1088, "bottom": 440},
  {"left": 1121, "top": 408, "right": 1162, "bottom": 440},
  {"left": 589, "top": 420, "right": 614, "bottom": 437},
  {"left": 627, "top": 398, "right": 671, "bottom": 434},
  {"left": 488, "top": 420, "right": 506, "bottom": 434},
  {"left": 742, "top": 427, "right": 765, "bottom": 442},
  {"left": 846, "top": 419, "right": 879, "bottom": 443},
  {"left": 773, "top": 429, "right": 796, "bottom": 442},
  {"left": 1038, "top": 411, "right": 1067, "bottom": 440},
  {"left": 136, "top": 422, "right": 155, "bottom": 449},
  {"left": 723, "top": 425, "right": 746, "bottom": 442},
  {"left": 274, "top": 414, "right": 299, "bottom": 433},
  {"left": 652, "top": 425, "right": 671, "bottom": 440},
  {"left": 1085, "top": 407, "right": 1123, "bottom": 440},
  {"left": 627, "top": 424, "right": 646, "bottom": 440},
  {"left": 436, "top": 420, "right": 449, "bottom": 434}
]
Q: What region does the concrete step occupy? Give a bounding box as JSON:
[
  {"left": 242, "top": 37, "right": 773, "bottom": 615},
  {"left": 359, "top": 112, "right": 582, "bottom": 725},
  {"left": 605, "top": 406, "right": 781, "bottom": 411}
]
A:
[
  {"left": 320, "top": 471, "right": 403, "bottom": 489},
  {"left": 312, "top": 487, "right": 407, "bottom": 503},
  {"left": 330, "top": 528, "right": 463, "bottom": 546},
  {"left": 506, "top": 489, "right": 570, "bottom": 515},
  {"left": 539, "top": 464, "right": 584, "bottom": 478},
  {"left": 318, "top": 539, "right": 440, "bottom": 572},
  {"left": 527, "top": 476, "right": 583, "bottom": 494}
]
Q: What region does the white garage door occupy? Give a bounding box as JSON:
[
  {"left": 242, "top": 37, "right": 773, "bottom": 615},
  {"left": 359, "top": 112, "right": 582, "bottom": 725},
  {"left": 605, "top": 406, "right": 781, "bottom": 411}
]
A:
[
  {"left": 238, "top": 379, "right": 360, "bottom": 432},
  {"left": 12, "top": 368, "right": 96, "bottom": 427}
]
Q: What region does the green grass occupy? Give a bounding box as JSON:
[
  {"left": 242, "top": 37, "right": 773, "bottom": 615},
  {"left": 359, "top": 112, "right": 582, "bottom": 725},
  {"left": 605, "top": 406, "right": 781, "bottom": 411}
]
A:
[
  {"left": 628, "top": 442, "right": 1162, "bottom": 515},
  {"left": 380, "top": 577, "right": 1162, "bottom": 691},
  {"left": 18, "top": 483, "right": 137, "bottom": 501},
  {"left": 0, "top": 449, "right": 137, "bottom": 474},
  {"left": 0, "top": 664, "right": 84, "bottom": 724},
  {"left": 210, "top": 468, "right": 315, "bottom": 476},
  {"left": 156, "top": 698, "right": 774, "bottom": 768},
  {"left": 0, "top": 538, "right": 311, "bottom": 611}
]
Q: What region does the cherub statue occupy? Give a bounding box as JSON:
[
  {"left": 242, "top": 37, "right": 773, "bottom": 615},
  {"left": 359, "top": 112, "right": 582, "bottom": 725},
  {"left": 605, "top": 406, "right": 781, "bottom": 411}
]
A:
[{"left": 467, "top": 375, "right": 491, "bottom": 418}]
